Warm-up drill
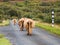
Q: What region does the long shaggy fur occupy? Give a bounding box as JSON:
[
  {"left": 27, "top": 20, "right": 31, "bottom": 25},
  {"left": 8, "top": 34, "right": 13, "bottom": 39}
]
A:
[
  {"left": 18, "top": 18, "right": 27, "bottom": 31},
  {"left": 12, "top": 19, "right": 17, "bottom": 25},
  {"left": 24, "top": 18, "right": 35, "bottom": 36}
]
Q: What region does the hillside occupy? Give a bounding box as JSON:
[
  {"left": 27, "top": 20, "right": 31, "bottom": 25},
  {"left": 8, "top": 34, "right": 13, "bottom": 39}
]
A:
[
  {"left": 0, "top": 0, "right": 60, "bottom": 2},
  {"left": 0, "top": 0, "right": 24, "bottom": 2},
  {"left": 0, "top": 0, "right": 60, "bottom": 23}
]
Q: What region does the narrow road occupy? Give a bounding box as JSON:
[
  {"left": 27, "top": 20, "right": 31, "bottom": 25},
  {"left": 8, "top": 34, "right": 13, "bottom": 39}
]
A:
[{"left": 0, "top": 20, "right": 60, "bottom": 45}]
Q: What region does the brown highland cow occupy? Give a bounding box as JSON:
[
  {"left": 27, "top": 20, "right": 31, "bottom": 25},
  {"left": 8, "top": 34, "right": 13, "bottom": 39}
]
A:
[
  {"left": 18, "top": 18, "right": 27, "bottom": 31},
  {"left": 12, "top": 19, "right": 17, "bottom": 25},
  {"left": 24, "top": 18, "right": 35, "bottom": 36}
]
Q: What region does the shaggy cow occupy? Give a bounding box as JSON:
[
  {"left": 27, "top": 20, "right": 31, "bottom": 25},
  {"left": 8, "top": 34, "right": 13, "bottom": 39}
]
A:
[
  {"left": 24, "top": 19, "right": 35, "bottom": 36},
  {"left": 12, "top": 19, "right": 17, "bottom": 25},
  {"left": 18, "top": 18, "right": 27, "bottom": 31}
]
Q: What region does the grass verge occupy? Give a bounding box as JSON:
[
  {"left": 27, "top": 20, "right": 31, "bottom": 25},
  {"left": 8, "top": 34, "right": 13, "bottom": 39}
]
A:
[
  {"left": 0, "top": 20, "right": 9, "bottom": 26},
  {"left": 0, "top": 34, "right": 11, "bottom": 45},
  {"left": 35, "top": 21, "right": 60, "bottom": 36}
]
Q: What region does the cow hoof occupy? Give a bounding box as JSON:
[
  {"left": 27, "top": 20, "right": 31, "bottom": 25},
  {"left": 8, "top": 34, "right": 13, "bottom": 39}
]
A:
[
  {"left": 20, "top": 30, "right": 23, "bottom": 31},
  {"left": 27, "top": 33, "right": 29, "bottom": 35},
  {"left": 29, "top": 34, "right": 32, "bottom": 36},
  {"left": 20, "top": 29, "right": 24, "bottom": 31}
]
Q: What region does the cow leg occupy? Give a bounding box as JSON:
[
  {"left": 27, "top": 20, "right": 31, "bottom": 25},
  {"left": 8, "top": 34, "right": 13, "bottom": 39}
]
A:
[
  {"left": 29, "top": 28, "right": 32, "bottom": 36},
  {"left": 20, "top": 27, "right": 23, "bottom": 31},
  {"left": 27, "top": 28, "right": 29, "bottom": 35}
]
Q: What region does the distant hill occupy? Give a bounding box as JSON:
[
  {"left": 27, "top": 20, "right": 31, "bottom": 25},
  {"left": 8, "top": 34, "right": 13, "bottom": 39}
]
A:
[
  {"left": 0, "top": 0, "right": 24, "bottom": 2},
  {"left": 31, "top": 0, "right": 60, "bottom": 2},
  {"left": 0, "top": 0, "right": 60, "bottom": 2}
]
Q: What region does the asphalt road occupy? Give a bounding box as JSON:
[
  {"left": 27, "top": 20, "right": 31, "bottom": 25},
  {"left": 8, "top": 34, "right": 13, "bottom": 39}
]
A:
[{"left": 0, "top": 20, "right": 60, "bottom": 45}]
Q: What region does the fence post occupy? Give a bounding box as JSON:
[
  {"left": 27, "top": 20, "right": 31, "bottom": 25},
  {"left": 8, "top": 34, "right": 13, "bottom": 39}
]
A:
[{"left": 52, "top": 10, "right": 54, "bottom": 27}]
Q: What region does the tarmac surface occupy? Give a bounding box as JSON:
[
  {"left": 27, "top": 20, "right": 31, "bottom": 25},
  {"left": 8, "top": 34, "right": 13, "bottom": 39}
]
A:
[{"left": 0, "top": 20, "right": 60, "bottom": 45}]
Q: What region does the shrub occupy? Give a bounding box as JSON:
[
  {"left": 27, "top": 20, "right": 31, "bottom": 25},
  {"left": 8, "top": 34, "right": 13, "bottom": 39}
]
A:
[
  {"left": 23, "top": 14, "right": 33, "bottom": 18},
  {"left": 16, "top": 2, "right": 24, "bottom": 7},
  {"left": 43, "top": 14, "right": 52, "bottom": 23},
  {"left": 0, "top": 20, "right": 2, "bottom": 23},
  {"left": 55, "top": 1, "right": 60, "bottom": 6},
  {"left": 39, "top": 2, "right": 51, "bottom": 6},
  {"left": 54, "top": 8, "right": 60, "bottom": 12},
  {"left": 55, "top": 13, "right": 60, "bottom": 23},
  {"left": 35, "top": 13, "right": 44, "bottom": 19}
]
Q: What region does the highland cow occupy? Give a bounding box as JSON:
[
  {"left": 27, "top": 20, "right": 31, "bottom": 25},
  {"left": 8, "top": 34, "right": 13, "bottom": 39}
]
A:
[
  {"left": 18, "top": 18, "right": 27, "bottom": 31},
  {"left": 12, "top": 19, "right": 17, "bottom": 25},
  {"left": 24, "top": 19, "right": 35, "bottom": 36}
]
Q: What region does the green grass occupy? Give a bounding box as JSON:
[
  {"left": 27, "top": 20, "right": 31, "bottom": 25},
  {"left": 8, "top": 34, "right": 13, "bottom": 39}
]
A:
[
  {"left": 0, "top": 20, "right": 9, "bottom": 26},
  {"left": 0, "top": 34, "right": 4, "bottom": 38},
  {"left": 0, "top": 34, "right": 11, "bottom": 45},
  {"left": 36, "top": 22, "right": 60, "bottom": 35},
  {"left": 0, "top": 38, "right": 11, "bottom": 45}
]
